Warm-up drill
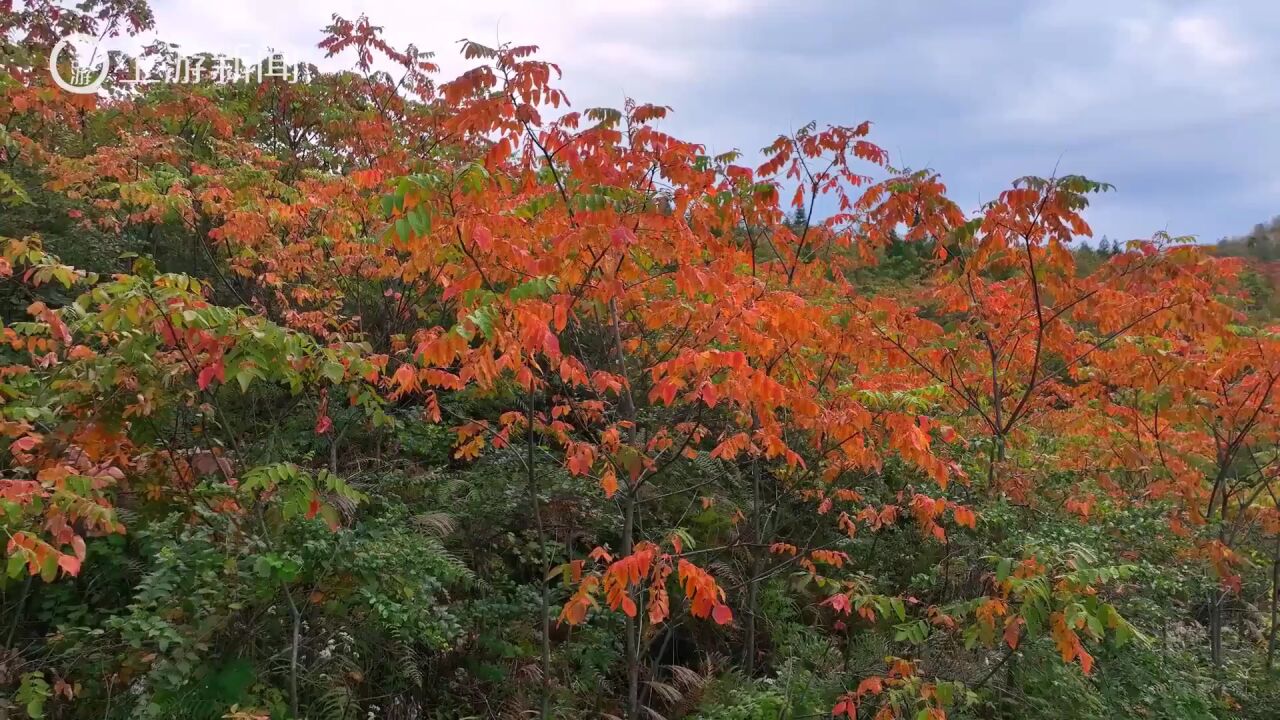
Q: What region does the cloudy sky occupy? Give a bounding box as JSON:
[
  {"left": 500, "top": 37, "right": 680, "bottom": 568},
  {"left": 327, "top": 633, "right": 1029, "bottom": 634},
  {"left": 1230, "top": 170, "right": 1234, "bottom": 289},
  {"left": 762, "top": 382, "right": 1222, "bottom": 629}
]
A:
[{"left": 139, "top": 0, "right": 1278, "bottom": 242}]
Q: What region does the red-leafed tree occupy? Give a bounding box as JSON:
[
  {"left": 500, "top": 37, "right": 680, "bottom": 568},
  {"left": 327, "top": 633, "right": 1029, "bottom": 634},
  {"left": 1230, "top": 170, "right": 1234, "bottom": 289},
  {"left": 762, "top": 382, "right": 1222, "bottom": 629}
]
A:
[{"left": 2, "top": 3, "right": 1274, "bottom": 719}]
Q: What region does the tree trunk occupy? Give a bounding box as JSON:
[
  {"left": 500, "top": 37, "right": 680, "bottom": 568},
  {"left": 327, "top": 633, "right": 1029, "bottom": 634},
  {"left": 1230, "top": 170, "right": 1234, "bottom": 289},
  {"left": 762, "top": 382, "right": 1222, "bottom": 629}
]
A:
[
  {"left": 1267, "top": 533, "right": 1279, "bottom": 673},
  {"left": 284, "top": 589, "right": 302, "bottom": 719},
  {"left": 1210, "top": 589, "right": 1224, "bottom": 693},
  {"left": 1211, "top": 513, "right": 1227, "bottom": 693},
  {"left": 527, "top": 386, "right": 553, "bottom": 717},
  {"left": 609, "top": 297, "right": 643, "bottom": 720},
  {"left": 622, "top": 491, "right": 640, "bottom": 720},
  {"left": 4, "top": 575, "right": 33, "bottom": 649},
  {"left": 743, "top": 420, "right": 763, "bottom": 675}
]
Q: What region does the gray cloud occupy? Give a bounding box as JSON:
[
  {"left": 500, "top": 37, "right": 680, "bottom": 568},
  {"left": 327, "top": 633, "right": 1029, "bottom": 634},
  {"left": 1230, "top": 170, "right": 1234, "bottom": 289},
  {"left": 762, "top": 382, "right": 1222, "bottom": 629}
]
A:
[{"left": 145, "top": 0, "right": 1280, "bottom": 240}]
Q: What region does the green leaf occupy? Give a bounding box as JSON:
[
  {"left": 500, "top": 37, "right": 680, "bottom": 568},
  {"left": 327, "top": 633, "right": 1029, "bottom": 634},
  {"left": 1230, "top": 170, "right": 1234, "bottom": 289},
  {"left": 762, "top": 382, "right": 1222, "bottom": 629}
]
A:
[
  {"left": 996, "top": 557, "right": 1012, "bottom": 583},
  {"left": 1086, "top": 612, "right": 1104, "bottom": 638},
  {"left": 890, "top": 596, "right": 906, "bottom": 621},
  {"left": 39, "top": 553, "right": 57, "bottom": 582},
  {"left": 508, "top": 275, "right": 559, "bottom": 301},
  {"left": 7, "top": 553, "right": 25, "bottom": 578},
  {"left": 0, "top": 169, "right": 33, "bottom": 206},
  {"left": 318, "top": 504, "right": 341, "bottom": 531},
  {"left": 935, "top": 682, "right": 954, "bottom": 705},
  {"left": 321, "top": 360, "right": 345, "bottom": 384}
]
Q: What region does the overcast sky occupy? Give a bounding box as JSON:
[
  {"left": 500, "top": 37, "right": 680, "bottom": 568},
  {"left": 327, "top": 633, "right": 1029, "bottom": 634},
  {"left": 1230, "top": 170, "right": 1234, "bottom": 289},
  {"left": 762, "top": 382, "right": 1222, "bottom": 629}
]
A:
[{"left": 139, "top": 0, "right": 1278, "bottom": 243}]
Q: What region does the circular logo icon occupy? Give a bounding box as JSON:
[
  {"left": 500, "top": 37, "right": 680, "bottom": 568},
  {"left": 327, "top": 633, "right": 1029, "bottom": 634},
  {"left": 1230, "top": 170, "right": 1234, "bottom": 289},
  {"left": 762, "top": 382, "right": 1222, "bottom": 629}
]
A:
[{"left": 49, "top": 35, "right": 110, "bottom": 95}]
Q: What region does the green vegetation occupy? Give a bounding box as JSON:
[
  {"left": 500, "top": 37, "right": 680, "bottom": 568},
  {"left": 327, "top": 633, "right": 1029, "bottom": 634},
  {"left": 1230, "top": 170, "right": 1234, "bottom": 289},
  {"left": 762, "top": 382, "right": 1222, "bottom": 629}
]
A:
[{"left": 2, "top": 4, "right": 1280, "bottom": 719}]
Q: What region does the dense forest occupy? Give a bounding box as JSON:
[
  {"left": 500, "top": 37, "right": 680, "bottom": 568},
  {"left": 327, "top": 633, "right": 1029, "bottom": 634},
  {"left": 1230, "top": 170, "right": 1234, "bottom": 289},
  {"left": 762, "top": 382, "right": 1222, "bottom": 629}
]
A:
[{"left": 2, "top": 3, "right": 1279, "bottom": 719}]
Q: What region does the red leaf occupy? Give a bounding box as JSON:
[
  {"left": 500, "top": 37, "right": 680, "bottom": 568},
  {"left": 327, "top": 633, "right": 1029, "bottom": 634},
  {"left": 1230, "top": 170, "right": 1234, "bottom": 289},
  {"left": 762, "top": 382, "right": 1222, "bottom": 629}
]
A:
[
  {"left": 1004, "top": 617, "right": 1023, "bottom": 650},
  {"left": 823, "top": 592, "right": 852, "bottom": 615},
  {"left": 700, "top": 382, "right": 719, "bottom": 407},
  {"left": 610, "top": 226, "right": 636, "bottom": 249},
  {"left": 711, "top": 603, "right": 733, "bottom": 625},
  {"left": 197, "top": 360, "right": 225, "bottom": 390},
  {"left": 57, "top": 553, "right": 81, "bottom": 576}
]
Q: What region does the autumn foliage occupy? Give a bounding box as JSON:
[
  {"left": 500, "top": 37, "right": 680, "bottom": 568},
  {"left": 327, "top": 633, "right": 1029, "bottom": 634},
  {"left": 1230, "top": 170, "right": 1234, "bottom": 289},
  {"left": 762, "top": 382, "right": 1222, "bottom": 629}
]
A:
[{"left": 1, "top": 3, "right": 1279, "bottom": 719}]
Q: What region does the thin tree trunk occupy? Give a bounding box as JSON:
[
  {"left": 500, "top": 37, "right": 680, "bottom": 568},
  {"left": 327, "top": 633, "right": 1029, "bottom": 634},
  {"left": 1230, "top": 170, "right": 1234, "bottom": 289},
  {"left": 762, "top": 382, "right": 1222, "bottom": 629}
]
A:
[
  {"left": 1267, "top": 533, "right": 1279, "bottom": 673},
  {"left": 256, "top": 504, "right": 303, "bottom": 720},
  {"left": 1210, "top": 588, "right": 1224, "bottom": 694},
  {"left": 284, "top": 589, "right": 302, "bottom": 719},
  {"left": 743, "top": 568, "right": 760, "bottom": 674},
  {"left": 527, "top": 385, "right": 552, "bottom": 717},
  {"left": 622, "top": 491, "right": 640, "bottom": 720},
  {"left": 609, "top": 297, "right": 643, "bottom": 720},
  {"left": 4, "top": 575, "right": 33, "bottom": 648},
  {"left": 328, "top": 422, "right": 350, "bottom": 475},
  {"left": 1211, "top": 516, "right": 1227, "bottom": 693},
  {"left": 986, "top": 435, "right": 1000, "bottom": 492},
  {"left": 329, "top": 434, "right": 339, "bottom": 475},
  {"left": 743, "top": 417, "right": 762, "bottom": 675}
]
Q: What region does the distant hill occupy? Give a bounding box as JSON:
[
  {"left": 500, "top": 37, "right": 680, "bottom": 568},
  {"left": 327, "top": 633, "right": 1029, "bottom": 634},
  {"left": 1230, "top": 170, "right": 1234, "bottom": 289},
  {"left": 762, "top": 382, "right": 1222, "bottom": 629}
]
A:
[
  {"left": 1216, "top": 215, "right": 1280, "bottom": 261},
  {"left": 1216, "top": 216, "right": 1280, "bottom": 318}
]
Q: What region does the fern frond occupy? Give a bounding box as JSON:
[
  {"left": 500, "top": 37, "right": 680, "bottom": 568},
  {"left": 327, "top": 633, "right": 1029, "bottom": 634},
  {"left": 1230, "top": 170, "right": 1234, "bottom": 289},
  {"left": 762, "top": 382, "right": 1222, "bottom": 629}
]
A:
[
  {"left": 644, "top": 679, "right": 682, "bottom": 705},
  {"left": 413, "top": 511, "right": 457, "bottom": 537},
  {"left": 664, "top": 664, "right": 705, "bottom": 690}
]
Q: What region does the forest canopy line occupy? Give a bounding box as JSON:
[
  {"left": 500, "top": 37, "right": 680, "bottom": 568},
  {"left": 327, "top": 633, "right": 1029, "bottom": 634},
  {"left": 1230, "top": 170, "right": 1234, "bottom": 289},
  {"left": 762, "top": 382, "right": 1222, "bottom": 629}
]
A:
[{"left": 2, "top": 2, "right": 1279, "bottom": 719}]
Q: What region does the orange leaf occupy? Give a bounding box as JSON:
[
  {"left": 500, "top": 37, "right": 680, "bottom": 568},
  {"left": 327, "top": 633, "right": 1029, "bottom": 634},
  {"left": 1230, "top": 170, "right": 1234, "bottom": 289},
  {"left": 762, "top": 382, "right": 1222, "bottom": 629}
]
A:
[
  {"left": 600, "top": 468, "right": 619, "bottom": 498},
  {"left": 856, "top": 676, "right": 883, "bottom": 697}
]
